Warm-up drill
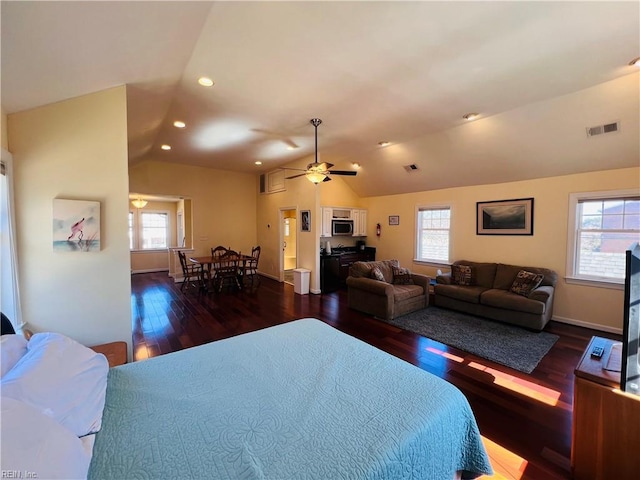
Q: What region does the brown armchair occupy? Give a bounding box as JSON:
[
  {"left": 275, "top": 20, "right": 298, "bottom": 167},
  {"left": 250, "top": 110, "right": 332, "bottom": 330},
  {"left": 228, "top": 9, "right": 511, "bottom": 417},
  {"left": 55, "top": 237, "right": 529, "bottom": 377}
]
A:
[{"left": 346, "top": 260, "right": 429, "bottom": 321}]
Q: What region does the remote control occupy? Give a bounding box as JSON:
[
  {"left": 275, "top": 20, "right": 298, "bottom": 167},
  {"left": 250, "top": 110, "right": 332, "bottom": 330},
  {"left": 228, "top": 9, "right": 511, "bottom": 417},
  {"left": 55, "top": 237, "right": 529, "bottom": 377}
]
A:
[{"left": 591, "top": 345, "right": 604, "bottom": 358}]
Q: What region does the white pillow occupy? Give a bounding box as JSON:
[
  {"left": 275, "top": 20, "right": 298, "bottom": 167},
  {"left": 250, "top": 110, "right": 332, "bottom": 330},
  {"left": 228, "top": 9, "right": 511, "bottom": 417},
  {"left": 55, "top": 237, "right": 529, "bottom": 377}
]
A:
[
  {"left": 1, "top": 334, "right": 28, "bottom": 377},
  {"left": 0, "top": 397, "right": 91, "bottom": 479},
  {"left": 0, "top": 332, "right": 109, "bottom": 437}
]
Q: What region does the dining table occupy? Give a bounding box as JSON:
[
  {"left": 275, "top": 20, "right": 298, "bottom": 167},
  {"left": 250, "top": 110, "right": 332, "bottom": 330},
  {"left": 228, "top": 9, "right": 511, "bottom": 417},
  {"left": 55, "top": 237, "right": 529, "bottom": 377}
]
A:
[{"left": 189, "top": 253, "right": 255, "bottom": 292}]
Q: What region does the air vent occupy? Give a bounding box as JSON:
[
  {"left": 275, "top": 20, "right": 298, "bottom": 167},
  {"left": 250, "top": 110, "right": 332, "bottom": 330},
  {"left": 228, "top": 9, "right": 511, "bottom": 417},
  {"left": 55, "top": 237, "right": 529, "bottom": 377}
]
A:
[
  {"left": 403, "top": 164, "right": 419, "bottom": 172},
  {"left": 586, "top": 121, "right": 619, "bottom": 138}
]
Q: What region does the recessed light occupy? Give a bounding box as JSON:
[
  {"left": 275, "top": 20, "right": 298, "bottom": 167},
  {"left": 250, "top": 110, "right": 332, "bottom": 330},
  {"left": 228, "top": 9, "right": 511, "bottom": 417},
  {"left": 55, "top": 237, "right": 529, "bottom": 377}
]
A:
[
  {"left": 287, "top": 146, "right": 299, "bottom": 151},
  {"left": 377, "top": 141, "right": 391, "bottom": 147},
  {"left": 198, "top": 77, "right": 214, "bottom": 87},
  {"left": 255, "top": 161, "right": 262, "bottom": 165},
  {"left": 463, "top": 113, "right": 479, "bottom": 121},
  {"left": 161, "top": 144, "right": 171, "bottom": 151},
  {"left": 629, "top": 57, "right": 640, "bottom": 67},
  {"left": 352, "top": 162, "right": 361, "bottom": 168},
  {"left": 173, "top": 121, "right": 186, "bottom": 128}
]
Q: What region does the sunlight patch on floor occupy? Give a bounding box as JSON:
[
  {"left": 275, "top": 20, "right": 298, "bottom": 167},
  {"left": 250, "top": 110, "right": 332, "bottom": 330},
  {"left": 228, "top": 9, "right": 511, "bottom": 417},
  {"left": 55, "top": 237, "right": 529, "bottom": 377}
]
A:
[
  {"left": 425, "top": 346, "right": 464, "bottom": 363},
  {"left": 480, "top": 436, "right": 528, "bottom": 480},
  {"left": 468, "top": 361, "right": 561, "bottom": 406}
]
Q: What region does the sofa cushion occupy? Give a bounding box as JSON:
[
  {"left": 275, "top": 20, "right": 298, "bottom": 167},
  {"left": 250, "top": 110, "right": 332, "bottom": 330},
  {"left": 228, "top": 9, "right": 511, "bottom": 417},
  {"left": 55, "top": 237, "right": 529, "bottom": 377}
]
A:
[
  {"left": 393, "top": 284, "right": 425, "bottom": 302},
  {"left": 493, "top": 263, "right": 558, "bottom": 290},
  {"left": 351, "top": 260, "right": 398, "bottom": 283},
  {"left": 480, "top": 289, "right": 545, "bottom": 315},
  {"left": 510, "top": 270, "right": 544, "bottom": 296},
  {"left": 453, "top": 261, "right": 497, "bottom": 288},
  {"left": 371, "top": 266, "right": 386, "bottom": 282},
  {"left": 392, "top": 266, "right": 414, "bottom": 285},
  {"left": 451, "top": 264, "right": 474, "bottom": 285},
  {"left": 434, "top": 284, "right": 489, "bottom": 304}
]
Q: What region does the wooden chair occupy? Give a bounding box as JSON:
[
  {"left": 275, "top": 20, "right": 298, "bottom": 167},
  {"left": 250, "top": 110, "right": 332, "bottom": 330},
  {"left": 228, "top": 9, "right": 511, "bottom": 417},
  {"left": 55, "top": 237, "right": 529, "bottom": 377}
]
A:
[
  {"left": 178, "top": 251, "right": 203, "bottom": 293},
  {"left": 242, "top": 245, "right": 261, "bottom": 290},
  {"left": 212, "top": 250, "right": 241, "bottom": 293}
]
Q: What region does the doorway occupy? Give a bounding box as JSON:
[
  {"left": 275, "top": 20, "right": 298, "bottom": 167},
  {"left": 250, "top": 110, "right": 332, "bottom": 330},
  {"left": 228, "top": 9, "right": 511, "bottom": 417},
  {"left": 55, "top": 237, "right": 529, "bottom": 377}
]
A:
[{"left": 281, "top": 208, "right": 297, "bottom": 285}]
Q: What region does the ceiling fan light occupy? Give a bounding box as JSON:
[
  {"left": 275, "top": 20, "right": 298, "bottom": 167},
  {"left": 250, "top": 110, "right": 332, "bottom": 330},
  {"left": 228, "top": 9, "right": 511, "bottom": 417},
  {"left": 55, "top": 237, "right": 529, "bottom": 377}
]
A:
[
  {"left": 306, "top": 171, "right": 327, "bottom": 184},
  {"left": 131, "top": 198, "right": 148, "bottom": 209}
]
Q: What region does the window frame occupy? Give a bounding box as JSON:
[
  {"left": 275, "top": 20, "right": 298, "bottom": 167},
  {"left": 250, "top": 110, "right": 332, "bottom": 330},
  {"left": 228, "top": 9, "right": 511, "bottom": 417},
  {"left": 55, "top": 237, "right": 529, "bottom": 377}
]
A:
[
  {"left": 566, "top": 189, "right": 640, "bottom": 290},
  {"left": 129, "top": 209, "right": 172, "bottom": 252},
  {"left": 414, "top": 203, "right": 452, "bottom": 266}
]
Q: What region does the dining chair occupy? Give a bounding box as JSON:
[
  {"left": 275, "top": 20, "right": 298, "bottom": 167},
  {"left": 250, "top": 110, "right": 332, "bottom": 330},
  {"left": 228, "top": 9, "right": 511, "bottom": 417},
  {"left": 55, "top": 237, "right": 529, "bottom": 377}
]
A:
[
  {"left": 242, "top": 245, "right": 261, "bottom": 290},
  {"left": 178, "top": 251, "right": 203, "bottom": 293},
  {"left": 212, "top": 249, "right": 241, "bottom": 293}
]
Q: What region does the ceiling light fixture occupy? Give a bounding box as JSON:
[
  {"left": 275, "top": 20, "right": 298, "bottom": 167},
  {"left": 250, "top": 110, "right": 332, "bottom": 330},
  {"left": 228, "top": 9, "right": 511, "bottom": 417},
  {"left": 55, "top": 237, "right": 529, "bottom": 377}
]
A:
[
  {"left": 173, "top": 121, "right": 186, "bottom": 128},
  {"left": 131, "top": 197, "right": 147, "bottom": 209},
  {"left": 306, "top": 118, "right": 327, "bottom": 184},
  {"left": 255, "top": 161, "right": 262, "bottom": 165},
  {"left": 161, "top": 144, "right": 171, "bottom": 150},
  {"left": 629, "top": 57, "right": 640, "bottom": 67},
  {"left": 352, "top": 162, "right": 361, "bottom": 168},
  {"left": 463, "top": 113, "right": 479, "bottom": 121},
  {"left": 198, "top": 76, "right": 214, "bottom": 87},
  {"left": 378, "top": 141, "right": 391, "bottom": 147}
]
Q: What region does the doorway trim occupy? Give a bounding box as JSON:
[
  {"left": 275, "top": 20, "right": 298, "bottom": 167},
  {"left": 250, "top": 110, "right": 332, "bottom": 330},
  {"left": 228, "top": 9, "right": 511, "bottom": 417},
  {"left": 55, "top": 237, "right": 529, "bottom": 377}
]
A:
[{"left": 279, "top": 206, "right": 298, "bottom": 283}]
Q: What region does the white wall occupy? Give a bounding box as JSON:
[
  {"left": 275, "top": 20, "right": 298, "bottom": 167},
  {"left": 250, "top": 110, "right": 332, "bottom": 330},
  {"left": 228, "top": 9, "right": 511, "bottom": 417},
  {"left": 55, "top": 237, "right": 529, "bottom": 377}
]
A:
[{"left": 8, "top": 87, "right": 132, "bottom": 355}]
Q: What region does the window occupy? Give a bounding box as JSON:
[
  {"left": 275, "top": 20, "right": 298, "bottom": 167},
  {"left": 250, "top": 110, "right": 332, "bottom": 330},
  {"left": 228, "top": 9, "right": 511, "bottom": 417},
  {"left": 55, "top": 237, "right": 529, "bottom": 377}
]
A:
[
  {"left": 416, "top": 205, "right": 451, "bottom": 264},
  {"left": 567, "top": 190, "right": 640, "bottom": 285},
  {"left": 129, "top": 210, "right": 170, "bottom": 250}
]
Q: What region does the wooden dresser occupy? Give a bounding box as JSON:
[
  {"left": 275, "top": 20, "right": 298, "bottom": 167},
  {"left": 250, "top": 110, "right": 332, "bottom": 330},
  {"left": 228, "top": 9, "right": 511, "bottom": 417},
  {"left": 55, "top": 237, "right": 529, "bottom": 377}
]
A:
[{"left": 572, "top": 336, "right": 640, "bottom": 479}]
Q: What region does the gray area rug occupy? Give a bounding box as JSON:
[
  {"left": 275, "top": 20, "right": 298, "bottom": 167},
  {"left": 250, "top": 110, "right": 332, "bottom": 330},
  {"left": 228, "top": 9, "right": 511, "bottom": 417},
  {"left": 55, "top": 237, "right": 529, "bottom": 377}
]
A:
[{"left": 384, "top": 307, "right": 559, "bottom": 374}]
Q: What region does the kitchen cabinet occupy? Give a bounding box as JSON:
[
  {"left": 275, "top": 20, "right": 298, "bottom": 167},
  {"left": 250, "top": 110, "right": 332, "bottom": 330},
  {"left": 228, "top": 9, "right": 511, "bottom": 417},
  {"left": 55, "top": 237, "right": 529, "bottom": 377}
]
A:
[
  {"left": 320, "top": 255, "right": 340, "bottom": 293},
  {"left": 338, "top": 249, "right": 376, "bottom": 285},
  {"left": 321, "top": 208, "right": 332, "bottom": 237},
  {"left": 352, "top": 209, "right": 367, "bottom": 236}
]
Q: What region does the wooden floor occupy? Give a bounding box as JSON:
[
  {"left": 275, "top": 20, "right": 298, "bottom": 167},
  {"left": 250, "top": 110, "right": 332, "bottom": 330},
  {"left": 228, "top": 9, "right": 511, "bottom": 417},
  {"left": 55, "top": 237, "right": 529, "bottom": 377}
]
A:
[{"left": 131, "top": 272, "right": 621, "bottom": 480}]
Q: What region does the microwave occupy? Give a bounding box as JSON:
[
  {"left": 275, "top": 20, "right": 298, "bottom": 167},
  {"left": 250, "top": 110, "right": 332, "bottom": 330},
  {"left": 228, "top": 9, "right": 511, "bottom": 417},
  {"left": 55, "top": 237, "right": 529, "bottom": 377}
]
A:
[{"left": 332, "top": 219, "right": 354, "bottom": 236}]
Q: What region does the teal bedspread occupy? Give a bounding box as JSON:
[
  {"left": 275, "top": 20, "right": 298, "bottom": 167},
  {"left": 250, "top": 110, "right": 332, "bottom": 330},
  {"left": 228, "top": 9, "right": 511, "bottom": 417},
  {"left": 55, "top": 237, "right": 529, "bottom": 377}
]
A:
[{"left": 89, "top": 319, "right": 492, "bottom": 479}]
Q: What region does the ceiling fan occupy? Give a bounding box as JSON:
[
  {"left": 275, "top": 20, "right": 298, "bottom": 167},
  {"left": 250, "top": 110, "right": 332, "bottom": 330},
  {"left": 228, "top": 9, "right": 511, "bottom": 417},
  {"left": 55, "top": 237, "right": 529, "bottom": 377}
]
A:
[{"left": 285, "top": 118, "right": 357, "bottom": 184}]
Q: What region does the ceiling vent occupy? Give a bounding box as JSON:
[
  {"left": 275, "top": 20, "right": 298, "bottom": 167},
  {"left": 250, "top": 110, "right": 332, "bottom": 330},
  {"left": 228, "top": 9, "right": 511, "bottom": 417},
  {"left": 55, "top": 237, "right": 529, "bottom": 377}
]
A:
[
  {"left": 403, "top": 164, "right": 419, "bottom": 172},
  {"left": 586, "top": 121, "right": 619, "bottom": 138}
]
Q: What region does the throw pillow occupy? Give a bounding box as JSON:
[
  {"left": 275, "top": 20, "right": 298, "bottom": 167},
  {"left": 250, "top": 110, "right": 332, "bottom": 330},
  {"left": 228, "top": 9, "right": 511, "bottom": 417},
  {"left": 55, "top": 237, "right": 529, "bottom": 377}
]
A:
[
  {"left": 451, "top": 264, "right": 474, "bottom": 286},
  {"left": 510, "top": 270, "right": 544, "bottom": 297},
  {"left": 370, "top": 266, "right": 386, "bottom": 282},
  {"left": 392, "top": 266, "right": 414, "bottom": 285}
]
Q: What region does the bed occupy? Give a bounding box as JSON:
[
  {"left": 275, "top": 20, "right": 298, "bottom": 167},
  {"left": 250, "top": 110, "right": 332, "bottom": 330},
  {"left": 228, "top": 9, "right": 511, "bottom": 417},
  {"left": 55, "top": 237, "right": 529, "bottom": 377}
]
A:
[{"left": 1, "top": 318, "right": 492, "bottom": 479}]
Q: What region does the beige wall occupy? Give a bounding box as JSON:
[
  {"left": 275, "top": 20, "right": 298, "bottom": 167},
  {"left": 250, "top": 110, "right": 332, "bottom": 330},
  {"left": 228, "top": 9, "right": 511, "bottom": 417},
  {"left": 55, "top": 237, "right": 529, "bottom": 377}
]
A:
[
  {"left": 1, "top": 107, "right": 7, "bottom": 150},
  {"left": 256, "top": 169, "right": 320, "bottom": 291},
  {"left": 362, "top": 167, "right": 640, "bottom": 332},
  {"left": 129, "top": 160, "right": 257, "bottom": 257},
  {"left": 8, "top": 87, "right": 132, "bottom": 353},
  {"left": 130, "top": 199, "right": 178, "bottom": 273}
]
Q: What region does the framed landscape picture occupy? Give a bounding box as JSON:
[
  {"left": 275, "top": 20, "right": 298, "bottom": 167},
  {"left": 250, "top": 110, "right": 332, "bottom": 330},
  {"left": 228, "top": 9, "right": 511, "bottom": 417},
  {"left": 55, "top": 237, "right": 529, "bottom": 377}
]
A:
[{"left": 476, "top": 198, "right": 534, "bottom": 235}]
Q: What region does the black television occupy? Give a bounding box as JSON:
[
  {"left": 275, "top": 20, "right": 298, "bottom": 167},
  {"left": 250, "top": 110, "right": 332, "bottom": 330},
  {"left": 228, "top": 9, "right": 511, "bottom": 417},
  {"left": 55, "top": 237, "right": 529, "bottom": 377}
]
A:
[{"left": 621, "top": 242, "right": 640, "bottom": 395}]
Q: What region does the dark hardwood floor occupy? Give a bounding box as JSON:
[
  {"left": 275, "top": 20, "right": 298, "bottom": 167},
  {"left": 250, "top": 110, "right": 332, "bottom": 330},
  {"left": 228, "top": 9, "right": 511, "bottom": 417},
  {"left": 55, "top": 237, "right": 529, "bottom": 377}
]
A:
[{"left": 131, "top": 272, "right": 621, "bottom": 480}]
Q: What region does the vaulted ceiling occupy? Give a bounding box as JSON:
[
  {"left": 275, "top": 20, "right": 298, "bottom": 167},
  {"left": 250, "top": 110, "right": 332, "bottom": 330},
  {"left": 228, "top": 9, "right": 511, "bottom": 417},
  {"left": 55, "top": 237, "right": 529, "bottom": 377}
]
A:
[{"left": 2, "top": 1, "right": 639, "bottom": 197}]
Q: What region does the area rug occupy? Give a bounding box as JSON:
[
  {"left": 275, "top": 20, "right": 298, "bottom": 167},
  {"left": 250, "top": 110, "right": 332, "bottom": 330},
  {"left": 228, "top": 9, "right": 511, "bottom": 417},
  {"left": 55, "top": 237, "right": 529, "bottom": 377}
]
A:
[{"left": 384, "top": 307, "right": 559, "bottom": 373}]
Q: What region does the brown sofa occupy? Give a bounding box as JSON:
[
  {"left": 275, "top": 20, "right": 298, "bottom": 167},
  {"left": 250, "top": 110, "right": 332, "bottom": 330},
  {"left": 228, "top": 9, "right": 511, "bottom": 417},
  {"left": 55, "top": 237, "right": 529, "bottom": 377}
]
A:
[
  {"left": 435, "top": 260, "right": 558, "bottom": 331},
  {"left": 346, "top": 260, "right": 430, "bottom": 320}
]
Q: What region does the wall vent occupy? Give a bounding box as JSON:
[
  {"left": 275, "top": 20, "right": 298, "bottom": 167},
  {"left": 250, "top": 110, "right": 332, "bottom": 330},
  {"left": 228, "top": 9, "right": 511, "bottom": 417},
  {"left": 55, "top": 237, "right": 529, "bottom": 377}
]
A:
[
  {"left": 403, "top": 164, "right": 419, "bottom": 172},
  {"left": 586, "top": 121, "right": 619, "bottom": 138}
]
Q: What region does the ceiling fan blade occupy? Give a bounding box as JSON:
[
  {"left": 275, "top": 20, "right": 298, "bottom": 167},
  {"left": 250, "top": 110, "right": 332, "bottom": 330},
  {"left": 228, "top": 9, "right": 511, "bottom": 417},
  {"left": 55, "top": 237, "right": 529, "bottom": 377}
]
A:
[
  {"left": 327, "top": 170, "right": 357, "bottom": 176},
  {"left": 322, "top": 176, "right": 332, "bottom": 182},
  {"left": 285, "top": 173, "right": 306, "bottom": 179}
]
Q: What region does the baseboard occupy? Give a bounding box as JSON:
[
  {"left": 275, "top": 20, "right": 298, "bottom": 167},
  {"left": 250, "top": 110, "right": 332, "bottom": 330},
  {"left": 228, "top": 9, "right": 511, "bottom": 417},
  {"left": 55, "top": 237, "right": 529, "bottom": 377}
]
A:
[
  {"left": 259, "top": 271, "right": 280, "bottom": 281},
  {"left": 310, "top": 288, "right": 321, "bottom": 294},
  {"left": 552, "top": 315, "right": 622, "bottom": 335},
  {"left": 131, "top": 268, "right": 169, "bottom": 275}
]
